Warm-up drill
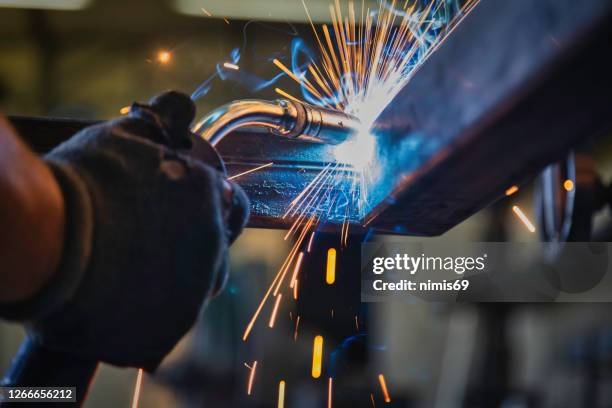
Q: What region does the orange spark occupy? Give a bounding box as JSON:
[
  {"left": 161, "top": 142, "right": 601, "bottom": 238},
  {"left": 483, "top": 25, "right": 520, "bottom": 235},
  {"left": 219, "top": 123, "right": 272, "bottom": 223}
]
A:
[
  {"left": 512, "top": 205, "right": 536, "bottom": 233},
  {"left": 275, "top": 88, "right": 304, "bottom": 104},
  {"left": 326, "top": 248, "right": 336, "bottom": 285},
  {"left": 228, "top": 162, "right": 273, "bottom": 181},
  {"left": 307, "top": 231, "right": 316, "bottom": 252},
  {"left": 131, "top": 368, "right": 144, "bottom": 408},
  {"left": 269, "top": 294, "right": 283, "bottom": 328},
  {"left": 505, "top": 185, "right": 519, "bottom": 196},
  {"left": 312, "top": 335, "right": 324, "bottom": 378},
  {"left": 293, "top": 279, "right": 299, "bottom": 300},
  {"left": 328, "top": 377, "right": 333, "bottom": 408},
  {"left": 370, "top": 393, "right": 376, "bottom": 407},
  {"left": 290, "top": 252, "right": 305, "bottom": 288},
  {"left": 247, "top": 361, "right": 257, "bottom": 395},
  {"left": 564, "top": 179, "right": 574, "bottom": 191},
  {"left": 278, "top": 380, "right": 286, "bottom": 408},
  {"left": 201, "top": 7, "right": 212, "bottom": 16},
  {"left": 378, "top": 374, "right": 391, "bottom": 403},
  {"left": 119, "top": 106, "right": 130, "bottom": 115},
  {"left": 242, "top": 213, "right": 315, "bottom": 341},
  {"left": 294, "top": 315, "right": 301, "bottom": 341}
]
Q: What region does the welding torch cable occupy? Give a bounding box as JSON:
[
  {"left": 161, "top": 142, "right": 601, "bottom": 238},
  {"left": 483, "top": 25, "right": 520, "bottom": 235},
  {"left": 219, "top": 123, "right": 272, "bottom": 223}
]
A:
[{"left": 192, "top": 99, "right": 359, "bottom": 146}]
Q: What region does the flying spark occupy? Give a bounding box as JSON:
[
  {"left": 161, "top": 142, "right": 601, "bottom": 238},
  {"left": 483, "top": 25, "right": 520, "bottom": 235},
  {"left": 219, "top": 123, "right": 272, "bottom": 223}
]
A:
[
  {"left": 269, "top": 294, "right": 283, "bottom": 328},
  {"left": 247, "top": 361, "right": 257, "bottom": 395},
  {"left": 328, "top": 377, "right": 333, "bottom": 408},
  {"left": 131, "top": 368, "right": 144, "bottom": 408},
  {"left": 278, "top": 380, "right": 286, "bottom": 408},
  {"left": 228, "top": 162, "right": 273, "bottom": 180},
  {"left": 326, "top": 248, "right": 336, "bottom": 284},
  {"left": 312, "top": 335, "right": 324, "bottom": 378},
  {"left": 563, "top": 179, "right": 574, "bottom": 191},
  {"left": 378, "top": 374, "right": 391, "bottom": 403},
  {"left": 289, "top": 252, "right": 305, "bottom": 288},
  {"left": 512, "top": 205, "right": 536, "bottom": 233}
]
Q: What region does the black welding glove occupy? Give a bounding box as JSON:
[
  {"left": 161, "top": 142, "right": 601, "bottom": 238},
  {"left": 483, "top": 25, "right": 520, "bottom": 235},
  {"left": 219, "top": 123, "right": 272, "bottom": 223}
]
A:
[{"left": 0, "top": 91, "right": 249, "bottom": 371}]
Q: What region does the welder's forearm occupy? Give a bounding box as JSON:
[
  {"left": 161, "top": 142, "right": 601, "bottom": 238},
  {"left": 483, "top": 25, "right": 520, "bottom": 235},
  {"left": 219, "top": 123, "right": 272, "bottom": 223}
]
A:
[{"left": 0, "top": 117, "right": 65, "bottom": 303}]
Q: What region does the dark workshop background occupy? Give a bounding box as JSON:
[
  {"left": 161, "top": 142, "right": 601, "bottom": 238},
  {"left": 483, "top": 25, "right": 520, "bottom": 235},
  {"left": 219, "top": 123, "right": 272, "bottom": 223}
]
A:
[{"left": 1, "top": 1, "right": 612, "bottom": 407}]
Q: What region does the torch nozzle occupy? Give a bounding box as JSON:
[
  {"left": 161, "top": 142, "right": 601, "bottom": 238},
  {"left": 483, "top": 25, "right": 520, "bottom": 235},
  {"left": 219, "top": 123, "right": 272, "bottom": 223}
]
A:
[{"left": 192, "top": 99, "right": 359, "bottom": 146}]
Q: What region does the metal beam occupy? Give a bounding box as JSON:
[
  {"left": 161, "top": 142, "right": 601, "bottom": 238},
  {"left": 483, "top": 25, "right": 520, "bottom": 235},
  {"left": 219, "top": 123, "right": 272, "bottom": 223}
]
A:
[{"left": 367, "top": 0, "right": 612, "bottom": 235}]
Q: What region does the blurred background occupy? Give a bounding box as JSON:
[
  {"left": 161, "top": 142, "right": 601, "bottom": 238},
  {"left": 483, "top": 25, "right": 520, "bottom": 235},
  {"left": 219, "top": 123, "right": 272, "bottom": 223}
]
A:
[{"left": 1, "top": 0, "right": 612, "bottom": 407}]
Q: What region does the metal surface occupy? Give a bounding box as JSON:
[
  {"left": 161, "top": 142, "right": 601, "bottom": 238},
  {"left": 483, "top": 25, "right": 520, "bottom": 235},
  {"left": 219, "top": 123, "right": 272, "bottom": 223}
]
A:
[
  {"left": 366, "top": 0, "right": 612, "bottom": 235},
  {"left": 192, "top": 99, "right": 358, "bottom": 145}
]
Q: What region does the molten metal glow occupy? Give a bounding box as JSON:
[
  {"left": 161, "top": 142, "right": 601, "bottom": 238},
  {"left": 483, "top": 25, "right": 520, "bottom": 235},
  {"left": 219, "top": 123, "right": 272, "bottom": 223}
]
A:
[
  {"left": 378, "top": 374, "right": 391, "bottom": 403},
  {"left": 512, "top": 205, "right": 536, "bottom": 233},
  {"left": 275, "top": 87, "right": 305, "bottom": 104},
  {"left": 326, "top": 248, "right": 336, "bottom": 284},
  {"left": 312, "top": 335, "right": 324, "bottom": 378}
]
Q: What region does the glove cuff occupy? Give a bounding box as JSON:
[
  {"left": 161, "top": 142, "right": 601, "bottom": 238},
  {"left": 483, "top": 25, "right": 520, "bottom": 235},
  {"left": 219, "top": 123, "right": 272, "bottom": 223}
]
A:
[{"left": 0, "top": 162, "right": 93, "bottom": 321}]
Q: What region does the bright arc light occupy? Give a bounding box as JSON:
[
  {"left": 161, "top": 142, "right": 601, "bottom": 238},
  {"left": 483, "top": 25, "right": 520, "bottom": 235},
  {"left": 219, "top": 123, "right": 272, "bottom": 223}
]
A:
[{"left": 332, "top": 128, "right": 376, "bottom": 171}]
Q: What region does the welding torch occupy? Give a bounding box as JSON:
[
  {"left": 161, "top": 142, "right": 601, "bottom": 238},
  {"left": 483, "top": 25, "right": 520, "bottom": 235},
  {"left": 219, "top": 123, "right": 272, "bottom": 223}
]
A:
[{"left": 193, "top": 98, "right": 359, "bottom": 146}]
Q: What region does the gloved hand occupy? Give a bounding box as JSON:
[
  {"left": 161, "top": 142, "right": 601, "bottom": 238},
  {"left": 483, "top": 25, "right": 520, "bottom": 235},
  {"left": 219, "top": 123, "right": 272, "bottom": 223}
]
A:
[{"left": 0, "top": 91, "right": 249, "bottom": 371}]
